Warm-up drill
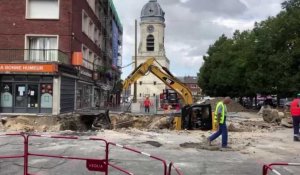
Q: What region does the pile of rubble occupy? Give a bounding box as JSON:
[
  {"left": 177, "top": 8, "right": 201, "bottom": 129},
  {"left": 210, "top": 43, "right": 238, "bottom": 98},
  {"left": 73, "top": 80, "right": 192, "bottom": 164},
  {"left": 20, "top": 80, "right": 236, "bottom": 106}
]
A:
[
  {"left": 258, "top": 105, "right": 293, "bottom": 128},
  {"left": 110, "top": 113, "right": 173, "bottom": 130}
]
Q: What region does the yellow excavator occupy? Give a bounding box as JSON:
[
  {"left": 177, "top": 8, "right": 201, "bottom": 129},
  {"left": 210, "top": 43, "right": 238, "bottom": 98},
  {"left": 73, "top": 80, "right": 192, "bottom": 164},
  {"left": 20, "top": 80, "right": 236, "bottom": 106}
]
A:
[{"left": 123, "top": 57, "right": 213, "bottom": 130}]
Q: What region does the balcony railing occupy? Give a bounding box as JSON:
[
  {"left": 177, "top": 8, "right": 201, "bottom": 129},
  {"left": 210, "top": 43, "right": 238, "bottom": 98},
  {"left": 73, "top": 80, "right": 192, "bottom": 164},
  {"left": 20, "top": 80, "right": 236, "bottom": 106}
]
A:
[{"left": 0, "top": 49, "right": 70, "bottom": 64}]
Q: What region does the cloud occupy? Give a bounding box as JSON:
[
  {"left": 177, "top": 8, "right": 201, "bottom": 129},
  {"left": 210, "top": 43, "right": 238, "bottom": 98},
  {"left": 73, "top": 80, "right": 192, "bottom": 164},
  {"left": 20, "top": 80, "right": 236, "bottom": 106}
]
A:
[
  {"left": 113, "top": 0, "right": 285, "bottom": 79},
  {"left": 181, "top": 0, "right": 248, "bottom": 17}
]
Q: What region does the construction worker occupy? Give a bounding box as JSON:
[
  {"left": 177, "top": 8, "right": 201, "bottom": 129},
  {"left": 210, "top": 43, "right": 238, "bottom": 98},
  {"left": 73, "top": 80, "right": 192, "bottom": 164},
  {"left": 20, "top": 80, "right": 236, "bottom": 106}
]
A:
[
  {"left": 144, "top": 96, "right": 151, "bottom": 113},
  {"left": 207, "top": 97, "right": 231, "bottom": 148},
  {"left": 290, "top": 93, "right": 300, "bottom": 141}
]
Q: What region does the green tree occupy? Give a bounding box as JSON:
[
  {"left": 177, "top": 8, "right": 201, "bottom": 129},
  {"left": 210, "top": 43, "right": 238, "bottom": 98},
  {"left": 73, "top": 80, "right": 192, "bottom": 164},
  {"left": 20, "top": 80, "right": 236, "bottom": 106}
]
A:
[{"left": 198, "top": 0, "right": 300, "bottom": 98}]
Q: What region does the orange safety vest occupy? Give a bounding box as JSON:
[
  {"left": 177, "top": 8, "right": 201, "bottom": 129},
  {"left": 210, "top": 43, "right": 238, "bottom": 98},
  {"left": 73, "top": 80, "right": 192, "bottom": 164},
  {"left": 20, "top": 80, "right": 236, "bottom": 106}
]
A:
[{"left": 290, "top": 99, "right": 300, "bottom": 116}]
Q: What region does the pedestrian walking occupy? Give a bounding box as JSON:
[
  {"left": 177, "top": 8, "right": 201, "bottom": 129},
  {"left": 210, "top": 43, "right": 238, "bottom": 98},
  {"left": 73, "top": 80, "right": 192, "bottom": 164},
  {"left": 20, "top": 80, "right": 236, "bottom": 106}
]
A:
[
  {"left": 207, "top": 97, "right": 231, "bottom": 148},
  {"left": 144, "top": 96, "right": 151, "bottom": 113},
  {"left": 290, "top": 93, "right": 300, "bottom": 141}
]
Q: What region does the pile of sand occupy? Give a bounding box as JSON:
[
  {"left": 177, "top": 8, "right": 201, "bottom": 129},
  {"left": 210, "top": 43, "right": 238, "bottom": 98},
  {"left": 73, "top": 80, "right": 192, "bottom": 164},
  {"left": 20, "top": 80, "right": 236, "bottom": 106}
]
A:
[{"left": 209, "top": 97, "right": 246, "bottom": 112}]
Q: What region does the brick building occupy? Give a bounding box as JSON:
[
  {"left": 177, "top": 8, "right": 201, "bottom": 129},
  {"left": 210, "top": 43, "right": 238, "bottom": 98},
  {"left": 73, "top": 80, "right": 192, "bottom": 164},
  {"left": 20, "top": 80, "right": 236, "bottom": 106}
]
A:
[
  {"left": 0, "top": 0, "right": 123, "bottom": 114},
  {"left": 177, "top": 76, "right": 202, "bottom": 101}
]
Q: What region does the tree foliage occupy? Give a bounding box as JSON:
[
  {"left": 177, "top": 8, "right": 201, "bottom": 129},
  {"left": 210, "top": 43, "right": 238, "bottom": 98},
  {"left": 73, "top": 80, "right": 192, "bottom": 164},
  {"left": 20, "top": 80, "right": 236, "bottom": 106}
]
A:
[{"left": 198, "top": 0, "right": 300, "bottom": 97}]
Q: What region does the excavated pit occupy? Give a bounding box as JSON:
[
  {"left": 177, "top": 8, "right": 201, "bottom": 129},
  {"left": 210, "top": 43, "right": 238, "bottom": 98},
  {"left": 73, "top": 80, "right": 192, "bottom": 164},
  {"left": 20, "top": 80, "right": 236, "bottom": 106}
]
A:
[
  {"left": 0, "top": 106, "right": 289, "bottom": 134},
  {"left": 0, "top": 113, "right": 174, "bottom": 132}
]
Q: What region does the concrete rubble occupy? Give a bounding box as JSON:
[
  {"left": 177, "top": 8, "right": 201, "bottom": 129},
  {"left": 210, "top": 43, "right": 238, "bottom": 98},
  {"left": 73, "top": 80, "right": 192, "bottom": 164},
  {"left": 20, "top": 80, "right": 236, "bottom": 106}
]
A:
[{"left": 258, "top": 105, "right": 293, "bottom": 128}]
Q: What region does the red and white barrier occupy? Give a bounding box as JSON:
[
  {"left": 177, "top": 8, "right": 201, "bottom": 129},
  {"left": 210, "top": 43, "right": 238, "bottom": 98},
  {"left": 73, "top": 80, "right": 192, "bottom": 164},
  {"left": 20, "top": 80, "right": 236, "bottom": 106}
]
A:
[
  {"left": 263, "top": 162, "right": 300, "bottom": 175},
  {"left": 0, "top": 133, "right": 182, "bottom": 175},
  {"left": 108, "top": 142, "right": 168, "bottom": 175},
  {"left": 168, "top": 162, "right": 184, "bottom": 175},
  {"left": 27, "top": 134, "right": 109, "bottom": 175},
  {"left": 0, "top": 133, "right": 27, "bottom": 174}
]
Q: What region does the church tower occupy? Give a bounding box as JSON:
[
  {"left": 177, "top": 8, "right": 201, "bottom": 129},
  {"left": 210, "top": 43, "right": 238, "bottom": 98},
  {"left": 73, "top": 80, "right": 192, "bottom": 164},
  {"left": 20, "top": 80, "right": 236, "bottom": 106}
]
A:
[{"left": 132, "top": 0, "right": 170, "bottom": 99}]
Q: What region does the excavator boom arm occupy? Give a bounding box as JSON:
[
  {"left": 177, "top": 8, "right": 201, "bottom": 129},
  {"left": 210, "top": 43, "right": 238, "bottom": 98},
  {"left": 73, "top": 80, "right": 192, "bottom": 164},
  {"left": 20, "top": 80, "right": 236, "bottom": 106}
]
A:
[
  {"left": 123, "top": 57, "right": 193, "bottom": 105},
  {"left": 149, "top": 65, "right": 193, "bottom": 105},
  {"left": 123, "top": 57, "right": 155, "bottom": 90}
]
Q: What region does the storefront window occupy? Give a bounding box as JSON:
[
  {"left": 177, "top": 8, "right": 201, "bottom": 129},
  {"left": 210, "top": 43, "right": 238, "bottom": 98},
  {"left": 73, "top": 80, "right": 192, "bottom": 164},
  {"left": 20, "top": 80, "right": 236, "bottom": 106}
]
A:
[
  {"left": 1, "top": 83, "right": 13, "bottom": 107},
  {"left": 94, "top": 88, "right": 100, "bottom": 107},
  {"left": 41, "top": 84, "right": 53, "bottom": 108},
  {"left": 0, "top": 75, "right": 53, "bottom": 113},
  {"left": 76, "top": 83, "right": 92, "bottom": 109},
  {"left": 15, "top": 84, "right": 27, "bottom": 108},
  {"left": 28, "top": 84, "right": 38, "bottom": 108},
  {"left": 83, "top": 85, "right": 92, "bottom": 108}
]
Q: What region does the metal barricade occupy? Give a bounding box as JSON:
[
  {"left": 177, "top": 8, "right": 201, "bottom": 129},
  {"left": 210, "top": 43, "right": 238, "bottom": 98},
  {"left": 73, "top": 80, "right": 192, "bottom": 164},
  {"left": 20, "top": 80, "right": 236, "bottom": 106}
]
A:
[
  {"left": 0, "top": 133, "right": 27, "bottom": 175},
  {"left": 108, "top": 142, "right": 168, "bottom": 175},
  {"left": 26, "top": 134, "right": 110, "bottom": 175},
  {"left": 168, "top": 162, "right": 184, "bottom": 175},
  {"left": 0, "top": 133, "right": 180, "bottom": 175},
  {"left": 263, "top": 162, "right": 300, "bottom": 175}
]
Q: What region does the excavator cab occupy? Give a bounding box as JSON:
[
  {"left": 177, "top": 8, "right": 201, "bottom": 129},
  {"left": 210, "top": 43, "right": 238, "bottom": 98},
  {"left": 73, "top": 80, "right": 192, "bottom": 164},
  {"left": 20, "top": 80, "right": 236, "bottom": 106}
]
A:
[{"left": 181, "top": 104, "right": 213, "bottom": 130}]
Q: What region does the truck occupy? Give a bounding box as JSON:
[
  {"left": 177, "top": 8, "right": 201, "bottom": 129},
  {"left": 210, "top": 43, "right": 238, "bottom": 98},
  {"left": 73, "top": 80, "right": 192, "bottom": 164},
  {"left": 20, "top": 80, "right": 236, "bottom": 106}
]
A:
[{"left": 160, "top": 89, "right": 180, "bottom": 110}]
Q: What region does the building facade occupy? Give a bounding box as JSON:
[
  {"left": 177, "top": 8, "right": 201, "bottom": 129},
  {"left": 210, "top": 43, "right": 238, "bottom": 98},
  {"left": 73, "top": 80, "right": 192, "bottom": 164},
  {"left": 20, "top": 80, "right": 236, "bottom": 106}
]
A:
[
  {"left": 178, "top": 76, "right": 202, "bottom": 101},
  {"left": 131, "top": 0, "right": 170, "bottom": 99},
  {"left": 0, "top": 0, "right": 123, "bottom": 114}
]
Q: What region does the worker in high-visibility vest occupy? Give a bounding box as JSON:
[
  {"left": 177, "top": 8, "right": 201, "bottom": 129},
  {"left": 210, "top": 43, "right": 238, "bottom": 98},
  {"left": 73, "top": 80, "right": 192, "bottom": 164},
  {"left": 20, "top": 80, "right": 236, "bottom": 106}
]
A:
[{"left": 207, "top": 97, "right": 231, "bottom": 148}]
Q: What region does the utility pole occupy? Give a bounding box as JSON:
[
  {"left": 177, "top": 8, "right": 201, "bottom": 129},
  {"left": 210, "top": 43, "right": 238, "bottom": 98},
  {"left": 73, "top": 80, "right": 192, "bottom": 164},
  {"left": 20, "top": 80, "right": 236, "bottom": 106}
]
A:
[{"left": 133, "top": 19, "right": 137, "bottom": 103}]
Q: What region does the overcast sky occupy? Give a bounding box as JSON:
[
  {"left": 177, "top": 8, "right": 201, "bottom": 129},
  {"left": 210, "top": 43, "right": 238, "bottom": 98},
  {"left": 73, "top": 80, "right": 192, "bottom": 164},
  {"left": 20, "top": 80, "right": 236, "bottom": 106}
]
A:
[{"left": 113, "top": 0, "right": 285, "bottom": 79}]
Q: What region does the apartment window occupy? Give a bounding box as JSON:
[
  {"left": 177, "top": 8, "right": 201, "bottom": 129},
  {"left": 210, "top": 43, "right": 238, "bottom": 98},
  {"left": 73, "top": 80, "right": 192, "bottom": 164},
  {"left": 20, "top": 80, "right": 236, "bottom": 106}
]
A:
[
  {"left": 98, "top": 34, "right": 101, "bottom": 48},
  {"left": 27, "top": 0, "right": 59, "bottom": 19},
  {"left": 94, "top": 28, "right": 99, "bottom": 44},
  {"left": 95, "top": 2, "right": 100, "bottom": 18},
  {"left": 82, "top": 11, "right": 89, "bottom": 34},
  {"left": 82, "top": 46, "right": 88, "bottom": 67},
  {"left": 27, "top": 36, "right": 58, "bottom": 61},
  {"left": 88, "top": 51, "right": 94, "bottom": 70},
  {"left": 82, "top": 45, "right": 93, "bottom": 70},
  {"left": 99, "top": 33, "right": 103, "bottom": 49},
  {"left": 147, "top": 35, "right": 154, "bottom": 51},
  {"left": 88, "top": 20, "right": 95, "bottom": 40},
  {"left": 94, "top": 57, "right": 100, "bottom": 67}
]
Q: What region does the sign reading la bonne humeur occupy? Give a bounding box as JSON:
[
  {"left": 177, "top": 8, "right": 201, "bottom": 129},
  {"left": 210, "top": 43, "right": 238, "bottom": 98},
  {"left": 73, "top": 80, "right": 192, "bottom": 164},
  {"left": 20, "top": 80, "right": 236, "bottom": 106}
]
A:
[{"left": 0, "top": 64, "right": 58, "bottom": 73}]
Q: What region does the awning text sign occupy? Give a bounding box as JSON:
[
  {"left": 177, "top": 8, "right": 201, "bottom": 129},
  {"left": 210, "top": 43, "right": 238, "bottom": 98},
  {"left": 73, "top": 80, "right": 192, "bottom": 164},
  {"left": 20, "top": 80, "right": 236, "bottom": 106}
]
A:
[{"left": 0, "top": 64, "right": 58, "bottom": 73}]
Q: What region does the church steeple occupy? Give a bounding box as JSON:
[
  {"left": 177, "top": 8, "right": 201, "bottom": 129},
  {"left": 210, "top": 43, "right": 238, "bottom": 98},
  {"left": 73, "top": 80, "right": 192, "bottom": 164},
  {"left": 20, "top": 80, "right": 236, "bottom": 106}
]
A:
[
  {"left": 139, "top": 0, "right": 166, "bottom": 55},
  {"left": 141, "top": 0, "right": 165, "bottom": 22},
  {"left": 131, "top": 0, "right": 169, "bottom": 100}
]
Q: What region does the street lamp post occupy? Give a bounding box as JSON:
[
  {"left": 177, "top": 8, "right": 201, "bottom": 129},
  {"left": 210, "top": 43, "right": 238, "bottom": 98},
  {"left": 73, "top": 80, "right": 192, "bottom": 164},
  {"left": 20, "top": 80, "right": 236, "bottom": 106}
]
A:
[{"left": 133, "top": 19, "right": 138, "bottom": 103}]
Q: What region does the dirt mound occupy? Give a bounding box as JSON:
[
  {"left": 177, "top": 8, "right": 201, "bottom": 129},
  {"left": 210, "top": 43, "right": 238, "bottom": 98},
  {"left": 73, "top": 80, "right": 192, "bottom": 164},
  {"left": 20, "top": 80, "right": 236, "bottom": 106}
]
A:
[
  {"left": 0, "top": 116, "right": 58, "bottom": 132},
  {"left": 110, "top": 114, "right": 173, "bottom": 130},
  {"left": 0, "top": 114, "right": 90, "bottom": 132},
  {"left": 209, "top": 97, "right": 245, "bottom": 112},
  {"left": 141, "top": 141, "right": 163, "bottom": 147},
  {"left": 179, "top": 142, "right": 238, "bottom": 151}
]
